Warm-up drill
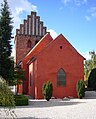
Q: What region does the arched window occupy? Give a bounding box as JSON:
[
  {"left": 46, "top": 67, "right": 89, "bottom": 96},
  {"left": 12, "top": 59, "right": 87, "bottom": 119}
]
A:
[
  {"left": 27, "top": 40, "right": 32, "bottom": 48},
  {"left": 57, "top": 68, "right": 66, "bottom": 86}
]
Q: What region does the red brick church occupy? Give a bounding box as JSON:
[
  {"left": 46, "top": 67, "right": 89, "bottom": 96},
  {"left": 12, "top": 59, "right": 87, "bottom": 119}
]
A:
[{"left": 15, "top": 11, "right": 85, "bottom": 99}]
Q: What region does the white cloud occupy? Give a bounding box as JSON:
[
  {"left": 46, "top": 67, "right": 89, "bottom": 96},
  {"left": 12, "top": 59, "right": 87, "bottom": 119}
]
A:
[
  {"left": 90, "top": 7, "right": 96, "bottom": 18},
  {"left": 11, "top": 46, "right": 15, "bottom": 57},
  {"left": 82, "top": 52, "right": 91, "bottom": 60},
  {"left": 0, "top": 0, "right": 3, "bottom": 4},
  {"left": 85, "top": 7, "right": 96, "bottom": 21},
  {"left": 48, "top": 29, "right": 58, "bottom": 39},
  {"left": 15, "top": 8, "right": 24, "bottom": 15},
  {"left": 90, "top": 7, "right": 96, "bottom": 12},
  {"left": 91, "top": 12, "right": 96, "bottom": 17},
  {"left": 85, "top": 16, "right": 91, "bottom": 21},
  {"left": 62, "top": 0, "right": 87, "bottom": 6},
  {"left": 74, "top": 0, "right": 87, "bottom": 6},
  {"left": 62, "top": 0, "right": 71, "bottom": 5}
]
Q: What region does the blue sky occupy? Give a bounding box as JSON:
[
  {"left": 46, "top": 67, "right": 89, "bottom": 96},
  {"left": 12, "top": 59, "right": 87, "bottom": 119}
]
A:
[{"left": 0, "top": 0, "right": 96, "bottom": 59}]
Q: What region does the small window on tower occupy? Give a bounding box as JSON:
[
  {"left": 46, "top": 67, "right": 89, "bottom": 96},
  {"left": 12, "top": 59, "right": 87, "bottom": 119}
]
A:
[{"left": 27, "top": 40, "right": 32, "bottom": 48}]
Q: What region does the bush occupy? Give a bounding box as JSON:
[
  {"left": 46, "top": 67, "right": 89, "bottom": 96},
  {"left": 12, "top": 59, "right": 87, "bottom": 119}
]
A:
[
  {"left": 76, "top": 80, "right": 85, "bottom": 99},
  {"left": 42, "top": 81, "right": 53, "bottom": 101},
  {"left": 0, "top": 76, "right": 15, "bottom": 108},
  {"left": 14, "top": 95, "right": 28, "bottom": 106}
]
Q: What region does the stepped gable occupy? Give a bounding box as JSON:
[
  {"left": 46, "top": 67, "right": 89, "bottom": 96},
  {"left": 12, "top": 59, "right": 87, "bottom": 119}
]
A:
[{"left": 16, "top": 11, "right": 47, "bottom": 36}]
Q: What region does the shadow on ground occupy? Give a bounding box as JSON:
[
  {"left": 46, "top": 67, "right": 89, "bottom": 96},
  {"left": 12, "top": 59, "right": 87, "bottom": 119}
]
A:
[
  {"left": 84, "top": 91, "right": 96, "bottom": 99},
  {"left": 16, "top": 99, "right": 85, "bottom": 108},
  {"left": 17, "top": 117, "right": 50, "bottom": 119}
]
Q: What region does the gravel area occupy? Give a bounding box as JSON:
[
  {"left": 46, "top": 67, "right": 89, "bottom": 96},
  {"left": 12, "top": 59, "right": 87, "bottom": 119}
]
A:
[{"left": 1, "top": 91, "right": 96, "bottom": 119}]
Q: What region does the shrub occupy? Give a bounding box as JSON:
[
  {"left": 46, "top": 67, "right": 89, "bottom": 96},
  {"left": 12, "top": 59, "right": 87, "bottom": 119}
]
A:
[
  {"left": 42, "top": 81, "right": 53, "bottom": 101},
  {"left": 0, "top": 76, "right": 15, "bottom": 108},
  {"left": 14, "top": 95, "right": 28, "bottom": 106},
  {"left": 76, "top": 80, "right": 85, "bottom": 99}
]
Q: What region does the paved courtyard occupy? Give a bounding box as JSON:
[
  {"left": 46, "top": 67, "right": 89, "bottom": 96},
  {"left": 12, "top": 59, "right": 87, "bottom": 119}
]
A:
[{"left": 1, "top": 91, "right": 96, "bottom": 119}]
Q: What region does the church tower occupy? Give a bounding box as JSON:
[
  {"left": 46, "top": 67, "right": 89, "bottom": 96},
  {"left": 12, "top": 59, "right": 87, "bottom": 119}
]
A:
[{"left": 15, "top": 11, "right": 48, "bottom": 64}]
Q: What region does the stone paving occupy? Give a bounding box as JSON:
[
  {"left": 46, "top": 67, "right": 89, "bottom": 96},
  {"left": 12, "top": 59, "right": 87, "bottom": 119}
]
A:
[{"left": 0, "top": 91, "right": 96, "bottom": 119}]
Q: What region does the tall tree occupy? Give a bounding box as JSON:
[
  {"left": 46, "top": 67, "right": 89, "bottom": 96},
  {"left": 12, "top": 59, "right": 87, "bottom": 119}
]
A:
[
  {"left": 84, "top": 51, "right": 96, "bottom": 80},
  {"left": 0, "top": 0, "right": 13, "bottom": 82},
  {"left": 88, "top": 68, "right": 96, "bottom": 90}
]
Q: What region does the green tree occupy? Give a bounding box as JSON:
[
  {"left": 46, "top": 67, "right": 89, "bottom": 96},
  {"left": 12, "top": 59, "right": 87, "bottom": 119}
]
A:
[
  {"left": 88, "top": 68, "right": 96, "bottom": 90},
  {"left": 76, "top": 80, "right": 85, "bottom": 99},
  {"left": 0, "top": 0, "right": 13, "bottom": 83},
  {"left": 84, "top": 51, "right": 96, "bottom": 80},
  {"left": 0, "top": 76, "right": 17, "bottom": 118},
  {"left": 42, "top": 81, "right": 53, "bottom": 101},
  {"left": 0, "top": 76, "right": 15, "bottom": 108}
]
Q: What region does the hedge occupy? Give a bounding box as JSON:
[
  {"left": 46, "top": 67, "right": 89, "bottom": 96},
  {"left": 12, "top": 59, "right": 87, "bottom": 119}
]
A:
[{"left": 14, "top": 95, "right": 28, "bottom": 106}]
